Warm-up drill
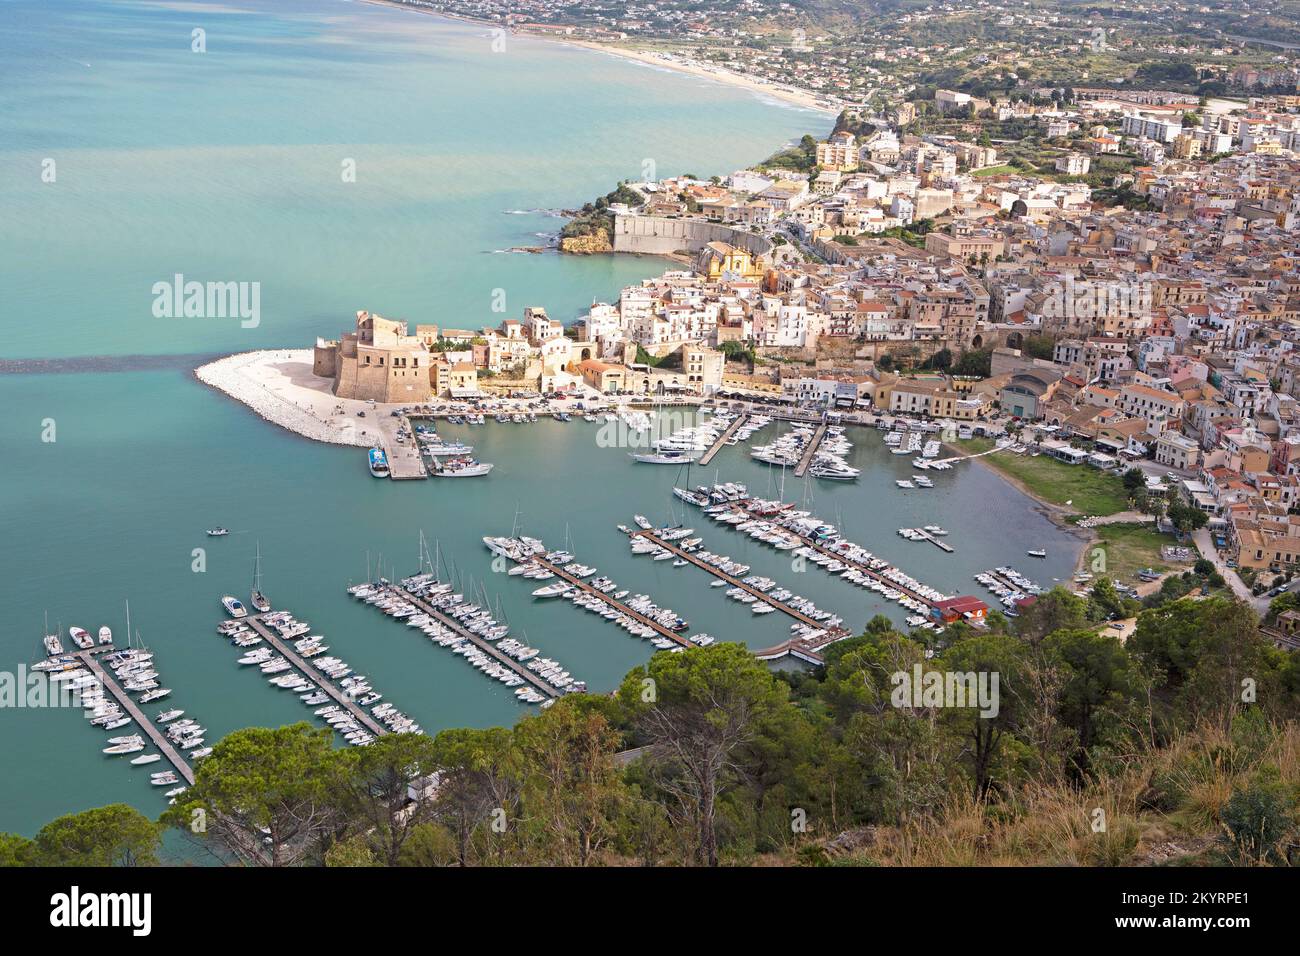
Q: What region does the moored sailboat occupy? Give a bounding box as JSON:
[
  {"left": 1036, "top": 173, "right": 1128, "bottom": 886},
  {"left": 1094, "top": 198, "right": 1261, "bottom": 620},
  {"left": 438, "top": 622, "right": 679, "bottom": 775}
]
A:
[{"left": 250, "top": 542, "right": 271, "bottom": 613}]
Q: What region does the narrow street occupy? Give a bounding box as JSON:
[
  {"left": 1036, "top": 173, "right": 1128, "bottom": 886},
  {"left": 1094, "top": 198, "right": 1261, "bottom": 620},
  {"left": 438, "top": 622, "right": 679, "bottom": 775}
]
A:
[{"left": 1192, "top": 527, "right": 1270, "bottom": 616}]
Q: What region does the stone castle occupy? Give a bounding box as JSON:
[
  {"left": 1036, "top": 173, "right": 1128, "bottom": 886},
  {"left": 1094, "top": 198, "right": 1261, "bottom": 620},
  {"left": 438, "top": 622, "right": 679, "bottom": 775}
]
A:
[{"left": 313, "top": 311, "right": 436, "bottom": 403}]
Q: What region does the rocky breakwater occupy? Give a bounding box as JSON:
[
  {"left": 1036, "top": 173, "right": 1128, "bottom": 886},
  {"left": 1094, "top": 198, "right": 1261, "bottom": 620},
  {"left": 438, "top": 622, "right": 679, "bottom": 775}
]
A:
[{"left": 195, "top": 349, "right": 371, "bottom": 447}]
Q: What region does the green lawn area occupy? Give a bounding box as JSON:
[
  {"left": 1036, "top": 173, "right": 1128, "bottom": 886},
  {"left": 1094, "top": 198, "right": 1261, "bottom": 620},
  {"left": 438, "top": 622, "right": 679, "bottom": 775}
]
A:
[
  {"left": 956, "top": 439, "right": 1132, "bottom": 516},
  {"left": 970, "top": 164, "right": 1022, "bottom": 177},
  {"left": 1089, "top": 522, "right": 1175, "bottom": 583}
]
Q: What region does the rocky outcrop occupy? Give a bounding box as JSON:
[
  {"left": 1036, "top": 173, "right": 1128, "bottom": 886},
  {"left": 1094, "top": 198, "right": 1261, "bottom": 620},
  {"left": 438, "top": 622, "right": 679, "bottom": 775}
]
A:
[{"left": 559, "top": 229, "right": 612, "bottom": 254}]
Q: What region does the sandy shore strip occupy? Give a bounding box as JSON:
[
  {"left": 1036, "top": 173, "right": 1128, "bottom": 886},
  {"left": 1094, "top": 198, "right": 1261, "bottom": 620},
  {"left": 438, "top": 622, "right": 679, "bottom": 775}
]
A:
[
  {"left": 195, "top": 349, "right": 378, "bottom": 448},
  {"left": 561, "top": 40, "right": 838, "bottom": 115},
  {"left": 359, "top": 0, "right": 837, "bottom": 115}
]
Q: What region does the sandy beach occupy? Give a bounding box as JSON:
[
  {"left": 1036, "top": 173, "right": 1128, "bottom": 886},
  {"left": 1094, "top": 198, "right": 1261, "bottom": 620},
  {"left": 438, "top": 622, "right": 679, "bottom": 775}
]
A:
[
  {"left": 561, "top": 40, "right": 839, "bottom": 115},
  {"left": 361, "top": 0, "right": 837, "bottom": 115}
]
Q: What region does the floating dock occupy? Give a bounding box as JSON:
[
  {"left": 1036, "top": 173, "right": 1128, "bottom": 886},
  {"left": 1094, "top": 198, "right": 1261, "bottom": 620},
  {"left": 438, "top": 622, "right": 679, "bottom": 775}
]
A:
[
  {"left": 242, "top": 614, "right": 388, "bottom": 737},
  {"left": 389, "top": 585, "right": 569, "bottom": 697},
  {"left": 77, "top": 649, "right": 196, "bottom": 786},
  {"left": 697, "top": 414, "right": 748, "bottom": 466},
  {"left": 529, "top": 556, "right": 694, "bottom": 649},
  {"left": 710, "top": 503, "right": 943, "bottom": 610},
  {"left": 904, "top": 528, "right": 955, "bottom": 553},
  {"left": 630, "top": 529, "right": 850, "bottom": 637},
  {"left": 792, "top": 423, "right": 829, "bottom": 478}
]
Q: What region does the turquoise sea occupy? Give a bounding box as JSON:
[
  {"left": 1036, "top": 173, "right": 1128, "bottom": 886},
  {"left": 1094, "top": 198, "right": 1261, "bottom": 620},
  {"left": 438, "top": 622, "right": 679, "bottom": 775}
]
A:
[{"left": 0, "top": 0, "right": 1080, "bottom": 839}]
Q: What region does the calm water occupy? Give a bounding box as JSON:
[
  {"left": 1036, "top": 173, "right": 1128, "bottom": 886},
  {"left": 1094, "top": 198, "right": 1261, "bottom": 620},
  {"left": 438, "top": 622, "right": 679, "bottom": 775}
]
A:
[{"left": 0, "top": 0, "right": 1080, "bottom": 837}]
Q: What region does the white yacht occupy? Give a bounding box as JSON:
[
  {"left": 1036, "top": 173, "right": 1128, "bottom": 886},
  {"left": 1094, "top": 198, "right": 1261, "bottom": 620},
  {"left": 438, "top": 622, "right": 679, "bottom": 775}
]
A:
[
  {"left": 630, "top": 449, "right": 699, "bottom": 464},
  {"left": 531, "top": 582, "right": 573, "bottom": 598},
  {"left": 221, "top": 595, "right": 248, "bottom": 619}
]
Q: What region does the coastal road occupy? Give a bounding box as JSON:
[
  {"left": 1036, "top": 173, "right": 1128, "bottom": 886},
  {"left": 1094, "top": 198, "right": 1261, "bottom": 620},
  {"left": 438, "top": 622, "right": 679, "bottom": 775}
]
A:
[{"left": 1192, "top": 527, "right": 1269, "bottom": 616}]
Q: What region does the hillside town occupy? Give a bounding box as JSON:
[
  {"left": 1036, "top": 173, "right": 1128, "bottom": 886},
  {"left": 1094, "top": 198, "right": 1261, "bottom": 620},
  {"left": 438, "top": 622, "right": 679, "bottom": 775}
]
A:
[{"left": 313, "top": 83, "right": 1300, "bottom": 595}]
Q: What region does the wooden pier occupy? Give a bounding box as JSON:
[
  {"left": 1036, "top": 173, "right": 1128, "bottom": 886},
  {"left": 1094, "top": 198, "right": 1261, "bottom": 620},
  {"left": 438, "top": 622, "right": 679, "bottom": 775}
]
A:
[
  {"left": 792, "top": 423, "right": 829, "bottom": 478},
  {"left": 631, "top": 530, "right": 848, "bottom": 636},
  {"left": 389, "top": 586, "right": 569, "bottom": 697},
  {"left": 242, "top": 615, "right": 388, "bottom": 738},
  {"left": 698, "top": 414, "right": 748, "bottom": 466},
  {"left": 77, "top": 649, "right": 195, "bottom": 786},
  {"left": 529, "top": 556, "right": 694, "bottom": 649}
]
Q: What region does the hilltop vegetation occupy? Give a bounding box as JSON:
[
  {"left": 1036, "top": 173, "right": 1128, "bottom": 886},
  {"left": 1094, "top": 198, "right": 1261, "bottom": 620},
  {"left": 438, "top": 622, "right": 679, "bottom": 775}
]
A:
[{"left": 5, "top": 594, "right": 1299, "bottom": 867}]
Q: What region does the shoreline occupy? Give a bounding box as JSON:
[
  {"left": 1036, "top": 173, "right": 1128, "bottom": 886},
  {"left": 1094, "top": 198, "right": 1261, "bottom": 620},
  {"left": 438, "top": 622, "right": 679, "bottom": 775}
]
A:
[
  {"left": 360, "top": 0, "right": 838, "bottom": 115},
  {"left": 559, "top": 40, "right": 839, "bottom": 115},
  {"left": 942, "top": 440, "right": 1096, "bottom": 572}
]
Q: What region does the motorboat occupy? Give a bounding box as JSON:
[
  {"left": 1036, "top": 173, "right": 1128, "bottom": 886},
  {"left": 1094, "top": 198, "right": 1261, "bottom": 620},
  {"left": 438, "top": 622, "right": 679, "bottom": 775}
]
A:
[
  {"left": 97, "top": 626, "right": 113, "bottom": 645},
  {"left": 130, "top": 754, "right": 162, "bottom": 766},
  {"left": 630, "top": 450, "right": 699, "bottom": 464},
  {"left": 368, "top": 447, "right": 390, "bottom": 478},
  {"left": 103, "top": 741, "right": 145, "bottom": 755},
  {"left": 68, "top": 627, "right": 94, "bottom": 650},
  {"left": 1027, "top": 549, "right": 1047, "bottom": 558},
  {"left": 206, "top": 528, "right": 229, "bottom": 537},
  {"left": 532, "top": 582, "right": 573, "bottom": 598},
  {"left": 221, "top": 595, "right": 248, "bottom": 619}
]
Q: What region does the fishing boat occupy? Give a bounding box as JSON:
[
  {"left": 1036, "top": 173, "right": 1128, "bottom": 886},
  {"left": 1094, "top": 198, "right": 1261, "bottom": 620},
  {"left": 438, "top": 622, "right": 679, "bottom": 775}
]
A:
[
  {"left": 368, "top": 447, "right": 390, "bottom": 478},
  {"left": 221, "top": 595, "right": 248, "bottom": 619},
  {"left": 206, "top": 528, "right": 229, "bottom": 537},
  {"left": 250, "top": 542, "right": 271, "bottom": 613},
  {"left": 433, "top": 456, "right": 493, "bottom": 477}
]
